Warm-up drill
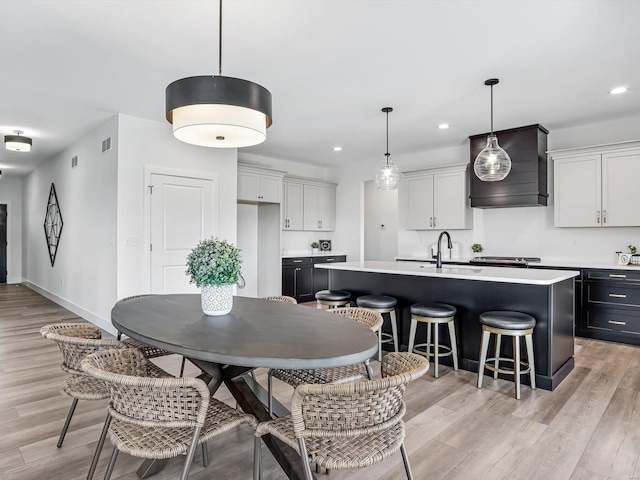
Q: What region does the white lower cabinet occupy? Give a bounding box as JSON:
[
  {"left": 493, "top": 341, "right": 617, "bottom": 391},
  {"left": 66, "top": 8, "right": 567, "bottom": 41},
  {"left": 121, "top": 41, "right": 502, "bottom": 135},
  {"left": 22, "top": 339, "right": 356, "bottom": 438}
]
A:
[
  {"left": 404, "top": 163, "right": 472, "bottom": 230},
  {"left": 551, "top": 142, "right": 640, "bottom": 227}
]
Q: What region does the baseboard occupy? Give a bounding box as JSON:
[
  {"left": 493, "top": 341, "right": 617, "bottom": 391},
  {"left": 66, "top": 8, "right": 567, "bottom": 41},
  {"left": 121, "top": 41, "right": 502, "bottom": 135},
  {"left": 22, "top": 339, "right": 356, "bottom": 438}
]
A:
[{"left": 23, "top": 280, "right": 116, "bottom": 335}]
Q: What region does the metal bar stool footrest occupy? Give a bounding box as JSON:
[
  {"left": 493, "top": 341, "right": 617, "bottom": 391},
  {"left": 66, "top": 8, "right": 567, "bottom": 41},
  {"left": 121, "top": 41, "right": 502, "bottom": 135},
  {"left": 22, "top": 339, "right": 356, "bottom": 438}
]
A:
[
  {"left": 483, "top": 356, "right": 532, "bottom": 376},
  {"left": 411, "top": 343, "right": 453, "bottom": 359}
]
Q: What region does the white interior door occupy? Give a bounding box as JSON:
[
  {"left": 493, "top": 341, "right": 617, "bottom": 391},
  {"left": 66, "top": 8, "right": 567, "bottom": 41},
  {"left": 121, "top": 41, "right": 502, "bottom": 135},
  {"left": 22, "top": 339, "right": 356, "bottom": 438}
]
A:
[{"left": 150, "top": 173, "right": 216, "bottom": 293}]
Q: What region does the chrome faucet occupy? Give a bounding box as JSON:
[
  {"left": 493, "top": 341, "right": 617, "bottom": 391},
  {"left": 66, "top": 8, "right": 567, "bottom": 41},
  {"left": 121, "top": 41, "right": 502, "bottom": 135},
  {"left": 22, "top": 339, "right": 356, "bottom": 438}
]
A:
[{"left": 436, "top": 231, "right": 453, "bottom": 268}]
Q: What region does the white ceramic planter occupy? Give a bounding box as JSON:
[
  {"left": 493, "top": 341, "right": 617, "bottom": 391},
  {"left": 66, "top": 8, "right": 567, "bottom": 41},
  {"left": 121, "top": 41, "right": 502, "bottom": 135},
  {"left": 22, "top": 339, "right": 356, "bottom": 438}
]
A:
[{"left": 201, "top": 284, "right": 233, "bottom": 316}]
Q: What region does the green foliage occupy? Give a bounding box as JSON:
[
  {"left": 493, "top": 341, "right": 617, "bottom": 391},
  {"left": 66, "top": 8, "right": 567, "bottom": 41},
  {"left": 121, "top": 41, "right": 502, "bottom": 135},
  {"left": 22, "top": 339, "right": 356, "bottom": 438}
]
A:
[
  {"left": 185, "top": 238, "right": 242, "bottom": 287},
  {"left": 311, "top": 242, "right": 320, "bottom": 248},
  {"left": 629, "top": 244, "right": 638, "bottom": 255},
  {"left": 471, "top": 243, "right": 483, "bottom": 253}
]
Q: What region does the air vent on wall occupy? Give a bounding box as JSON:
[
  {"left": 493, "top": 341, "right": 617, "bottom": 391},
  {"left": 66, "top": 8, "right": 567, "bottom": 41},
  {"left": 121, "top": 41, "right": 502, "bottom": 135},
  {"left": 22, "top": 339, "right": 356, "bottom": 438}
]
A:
[
  {"left": 71, "top": 155, "right": 78, "bottom": 168},
  {"left": 101, "top": 137, "right": 112, "bottom": 153}
]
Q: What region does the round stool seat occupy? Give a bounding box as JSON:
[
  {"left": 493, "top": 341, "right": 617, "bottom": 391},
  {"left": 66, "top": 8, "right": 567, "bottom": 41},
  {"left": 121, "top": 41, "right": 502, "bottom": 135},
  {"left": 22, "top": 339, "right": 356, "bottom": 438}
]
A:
[
  {"left": 479, "top": 311, "right": 536, "bottom": 330},
  {"left": 356, "top": 295, "right": 397, "bottom": 309},
  {"left": 411, "top": 303, "right": 457, "bottom": 318},
  {"left": 315, "top": 290, "right": 351, "bottom": 302}
]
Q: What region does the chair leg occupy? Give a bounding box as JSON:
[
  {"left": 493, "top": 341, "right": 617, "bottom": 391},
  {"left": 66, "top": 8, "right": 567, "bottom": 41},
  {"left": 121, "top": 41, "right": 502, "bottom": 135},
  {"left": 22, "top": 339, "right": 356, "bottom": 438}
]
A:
[
  {"left": 267, "top": 370, "right": 274, "bottom": 417},
  {"left": 525, "top": 333, "right": 536, "bottom": 390},
  {"left": 180, "top": 427, "right": 202, "bottom": 480},
  {"left": 377, "top": 326, "right": 383, "bottom": 362},
  {"left": 433, "top": 322, "right": 439, "bottom": 378},
  {"left": 179, "top": 357, "right": 187, "bottom": 377},
  {"left": 390, "top": 310, "right": 399, "bottom": 352},
  {"left": 104, "top": 448, "right": 119, "bottom": 480},
  {"left": 514, "top": 336, "right": 521, "bottom": 400},
  {"left": 364, "top": 359, "right": 374, "bottom": 380},
  {"left": 87, "top": 413, "right": 112, "bottom": 480},
  {"left": 297, "top": 438, "right": 314, "bottom": 480},
  {"left": 477, "top": 329, "right": 490, "bottom": 389},
  {"left": 493, "top": 333, "right": 502, "bottom": 379},
  {"left": 254, "top": 436, "right": 262, "bottom": 480},
  {"left": 400, "top": 442, "right": 414, "bottom": 480},
  {"left": 57, "top": 397, "right": 79, "bottom": 447},
  {"left": 407, "top": 319, "right": 417, "bottom": 354},
  {"left": 448, "top": 320, "right": 459, "bottom": 370},
  {"left": 316, "top": 301, "right": 322, "bottom": 310},
  {"left": 202, "top": 441, "right": 209, "bottom": 467},
  {"left": 426, "top": 321, "right": 432, "bottom": 360}
]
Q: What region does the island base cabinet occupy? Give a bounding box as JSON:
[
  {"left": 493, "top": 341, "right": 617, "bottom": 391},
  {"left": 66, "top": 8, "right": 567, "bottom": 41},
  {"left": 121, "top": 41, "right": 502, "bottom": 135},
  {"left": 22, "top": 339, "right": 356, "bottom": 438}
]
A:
[{"left": 327, "top": 269, "right": 575, "bottom": 391}]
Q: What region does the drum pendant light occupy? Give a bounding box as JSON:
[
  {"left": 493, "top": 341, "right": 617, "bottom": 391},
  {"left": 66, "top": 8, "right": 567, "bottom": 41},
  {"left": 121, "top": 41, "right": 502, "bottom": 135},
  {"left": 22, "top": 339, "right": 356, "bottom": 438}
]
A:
[
  {"left": 5, "top": 130, "right": 32, "bottom": 152},
  {"left": 165, "top": 0, "right": 272, "bottom": 148},
  {"left": 474, "top": 78, "right": 511, "bottom": 181},
  {"left": 374, "top": 107, "right": 400, "bottom": 190}
]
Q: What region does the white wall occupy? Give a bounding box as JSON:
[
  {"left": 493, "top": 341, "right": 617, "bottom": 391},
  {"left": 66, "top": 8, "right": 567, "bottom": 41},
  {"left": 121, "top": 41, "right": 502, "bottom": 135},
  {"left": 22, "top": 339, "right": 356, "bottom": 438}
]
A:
[
  {"left": 116, "top": 114, "right": 237, "bottom": 299},
  {"left": 337, "top": 113, "right": 640, "bottom": 264},
  {"left": 364, "top": 179, "right": 398, "bottom": 261},
  {"left": 23, "top": 116, "right": 118, "bottom": 331},
  {"left": 237, "top": 204, "right": 258, "bottom": 297},
  {"left": 0, "top": 176, "right": 23, "bottom": 283}
]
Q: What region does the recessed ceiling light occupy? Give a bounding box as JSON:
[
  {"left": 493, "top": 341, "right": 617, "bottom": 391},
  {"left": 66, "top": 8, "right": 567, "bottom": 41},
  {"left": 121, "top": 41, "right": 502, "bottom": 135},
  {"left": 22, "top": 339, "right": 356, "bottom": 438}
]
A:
[
  {"left": 438, "top": 123, "right": 451, "bottom": 130},
  {"left": 333, "top": 146, "right": 342, "bottom": 151},
  {"left": 609, "top": 86, "right": 628, "bottom": 95}
]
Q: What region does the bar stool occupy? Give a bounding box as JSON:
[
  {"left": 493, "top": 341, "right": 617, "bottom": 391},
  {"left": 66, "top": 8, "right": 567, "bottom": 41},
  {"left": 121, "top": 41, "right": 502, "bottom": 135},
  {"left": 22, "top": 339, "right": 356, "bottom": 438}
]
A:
[
  {"left": 477, "top": 311, "right": 536, "bottom": 400},
  {"left": 356, "top": 295, "right": 399, "bottom": 362},
  {"left": 315, "top": 290, "right": 350, "bottom": 310},
  {"left": 408, "top": 303, "right": 458, "bottom": 378}
]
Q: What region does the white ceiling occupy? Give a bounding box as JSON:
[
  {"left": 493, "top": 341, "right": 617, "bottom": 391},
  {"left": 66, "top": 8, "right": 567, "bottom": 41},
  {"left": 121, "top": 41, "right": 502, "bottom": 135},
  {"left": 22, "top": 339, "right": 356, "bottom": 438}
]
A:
[{"left": 1, "top": 0, "right": 639, "bottom": 177}]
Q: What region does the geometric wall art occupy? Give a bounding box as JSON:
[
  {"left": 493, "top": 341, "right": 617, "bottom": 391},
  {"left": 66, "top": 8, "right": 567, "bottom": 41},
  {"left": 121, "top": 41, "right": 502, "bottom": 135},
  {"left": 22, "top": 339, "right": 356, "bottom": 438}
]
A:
[{"left": 43, "top": 183, "right": 64, "bottom": 267}]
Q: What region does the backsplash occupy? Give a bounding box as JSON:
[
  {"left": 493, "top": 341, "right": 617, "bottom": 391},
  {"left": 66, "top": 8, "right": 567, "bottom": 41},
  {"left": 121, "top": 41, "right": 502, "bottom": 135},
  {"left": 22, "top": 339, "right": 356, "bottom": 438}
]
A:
[{"left": 282, "top": 231, "right": 336, "bottom": 256}]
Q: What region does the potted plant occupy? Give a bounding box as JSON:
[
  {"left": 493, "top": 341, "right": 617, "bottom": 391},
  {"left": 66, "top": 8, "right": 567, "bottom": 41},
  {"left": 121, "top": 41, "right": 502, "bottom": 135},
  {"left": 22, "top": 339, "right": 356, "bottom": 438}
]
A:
[
  {"left": 629, "top": 244, "right": 640, "bottom": 265},
  {"left": 471, "top": 243, "right": 484, "bottom": 256},
  {"left": 311, "top": 242, "right": 320, "bottom": 254},
  {"left": 186, "top": 238, "right": 242, "bottom": 316}
]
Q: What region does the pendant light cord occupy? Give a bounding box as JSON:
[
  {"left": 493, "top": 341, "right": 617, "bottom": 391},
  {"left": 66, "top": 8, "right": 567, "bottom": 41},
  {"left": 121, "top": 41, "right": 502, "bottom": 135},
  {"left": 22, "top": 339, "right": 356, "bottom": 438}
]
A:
[
  {"left": 218, "top": 0, "right": 223, "bottom": 76},
  {"left": 385, "top": 109, "right": 390, "bottom": 166},
  {"left": 490, "top": 84, "right": 494, "bottom": 135}
]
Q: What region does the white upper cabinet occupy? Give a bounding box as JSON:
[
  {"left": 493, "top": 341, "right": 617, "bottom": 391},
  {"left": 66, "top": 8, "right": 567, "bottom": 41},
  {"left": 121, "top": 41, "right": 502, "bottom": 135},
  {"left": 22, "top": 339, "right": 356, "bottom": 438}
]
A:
[
  {"left": 404, "top": 163, "right": 472, "bottom": 230},
  {"left": 284, "top": 177, "right": 337, "bottom": 231},
  {"left": 237, "top": 164, "right": 285, "bottom": 203},
  {"left": 283, "top": 181, "right": 304, "bottom": 230},
  {"left": 551, "top": 142, "right": 640, "bottom": 227}
]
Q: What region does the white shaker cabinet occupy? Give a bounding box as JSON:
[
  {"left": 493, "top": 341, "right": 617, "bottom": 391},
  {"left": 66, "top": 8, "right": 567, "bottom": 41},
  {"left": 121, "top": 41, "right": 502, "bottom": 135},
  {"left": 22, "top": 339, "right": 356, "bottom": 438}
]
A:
[
  {"left": 551, "top": 142, "right": 640, "bottom": 227},
  {"left": 283, "top": 176, "right": 337, "bottom": 231},
  {"left": 238, "top": 165, "right": 285, "bottom": 203},
  {"left": 404, "top": 163, "right": 472, "bottom": 230},
  {"left": 283, "top": 181, "right": 304, "bottom": 230}
]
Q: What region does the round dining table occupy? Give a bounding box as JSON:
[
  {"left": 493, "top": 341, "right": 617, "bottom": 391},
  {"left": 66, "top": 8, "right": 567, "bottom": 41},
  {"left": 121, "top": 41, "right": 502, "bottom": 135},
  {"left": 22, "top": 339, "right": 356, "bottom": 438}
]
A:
[{"left": 112, "top": 294, "right": 379, "bottom": 480}]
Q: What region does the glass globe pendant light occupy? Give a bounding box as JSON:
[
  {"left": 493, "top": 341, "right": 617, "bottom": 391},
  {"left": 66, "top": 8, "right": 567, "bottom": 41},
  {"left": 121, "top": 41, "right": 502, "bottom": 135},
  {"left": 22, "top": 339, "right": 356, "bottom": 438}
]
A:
[
  {"left": 474, "top": 78, "right": 511, "bottom": 182},
  {"left": 374, "top": 107, "right": 400, "bottom": 190}
]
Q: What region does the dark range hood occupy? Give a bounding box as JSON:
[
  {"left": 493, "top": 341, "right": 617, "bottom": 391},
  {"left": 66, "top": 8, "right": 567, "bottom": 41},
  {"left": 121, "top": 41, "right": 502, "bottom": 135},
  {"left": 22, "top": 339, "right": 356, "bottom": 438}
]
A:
[{"left": 469, "top": 124, "right": 549, "bottom": 208}]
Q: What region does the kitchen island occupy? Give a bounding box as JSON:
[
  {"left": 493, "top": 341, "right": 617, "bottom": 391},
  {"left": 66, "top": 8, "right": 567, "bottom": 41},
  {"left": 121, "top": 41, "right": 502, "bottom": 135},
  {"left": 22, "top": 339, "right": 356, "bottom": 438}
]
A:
[{"left": 315, "top": 261, "right": 579, "bottom": 390}]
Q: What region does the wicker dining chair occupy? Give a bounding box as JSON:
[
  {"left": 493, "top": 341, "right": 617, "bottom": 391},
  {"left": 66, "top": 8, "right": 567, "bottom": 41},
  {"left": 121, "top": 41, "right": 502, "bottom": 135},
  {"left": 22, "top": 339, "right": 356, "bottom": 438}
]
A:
[
  {"left": 115, "top": 295, "right": 190, "bottom": 376},
  {"left": 40, "top": 323, "right": 129, "bottom": 448},
  {"left": 254, "top": 352, "right": 429, "bottom": 480},
  {"left": 260, "top": 295, "right": 298, "bottom": 304},
  {"left": 82, "top": 348, "right": 258, "bottom": 480},
  {"left": 267, "top": 307, "right": 383, "bottom": 416}
]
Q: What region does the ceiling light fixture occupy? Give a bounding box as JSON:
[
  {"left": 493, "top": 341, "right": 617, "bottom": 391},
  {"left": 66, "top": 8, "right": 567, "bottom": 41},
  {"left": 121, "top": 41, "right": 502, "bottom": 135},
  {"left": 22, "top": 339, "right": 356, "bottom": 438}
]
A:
[
  {"left": 609, "top": 86, "right": 628, "bottom": 95},
  {"left": 4, "top": 130, "right": 32, "bottom": 152},
  {"left": 438, "top": 123, "right": 451, "bottom": 129},
  {"left": 374, "top": 107, "right": 400, "bottom": 191},
  {"left": 474, "top": 78, "right": 511, "bottom": 182},
  {"left": 333, "top": 146, "right": 342, "bottom": 152},
  {"left": 165, "top": 0, "right": 272, "bottom": 148}
]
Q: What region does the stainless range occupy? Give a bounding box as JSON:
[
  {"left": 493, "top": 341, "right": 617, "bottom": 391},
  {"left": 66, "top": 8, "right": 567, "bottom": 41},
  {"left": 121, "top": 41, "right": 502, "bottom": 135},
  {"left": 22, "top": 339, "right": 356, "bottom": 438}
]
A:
[{"left": 469, "top": 256, "right": 541, "bottom": 267}]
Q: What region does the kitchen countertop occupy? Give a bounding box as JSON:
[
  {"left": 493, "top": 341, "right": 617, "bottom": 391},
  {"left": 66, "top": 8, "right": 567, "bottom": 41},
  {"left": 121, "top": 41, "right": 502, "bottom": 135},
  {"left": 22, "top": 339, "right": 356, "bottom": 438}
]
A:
[
  {"left": 395, "top": 255, "right": 640, "bottom": 271},
  {"left": 282, "top": 252, "right": 347, "bottom": 259},
  {"left": 316, "top": 260, "right": 579, "bottom": 285}
]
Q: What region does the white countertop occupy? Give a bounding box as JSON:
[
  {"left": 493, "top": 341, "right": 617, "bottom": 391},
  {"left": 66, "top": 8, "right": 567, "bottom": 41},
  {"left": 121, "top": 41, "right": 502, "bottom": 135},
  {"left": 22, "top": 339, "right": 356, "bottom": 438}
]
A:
[
  {"left": 315, "top": 260, "right": 579, "bottom": 285},
  {"left": 282, "top": 252, "right": 347, "bottom": 259},
  {"left": 395, "top": 255, "right": 640, "bottom": 271}
]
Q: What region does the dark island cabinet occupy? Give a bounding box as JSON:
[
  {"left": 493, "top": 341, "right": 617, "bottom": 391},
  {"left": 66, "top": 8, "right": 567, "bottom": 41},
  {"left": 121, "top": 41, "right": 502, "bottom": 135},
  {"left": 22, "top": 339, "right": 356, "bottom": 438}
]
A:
[
  {"left": 580, "top": 269, "right": 640, "bottom": 345},
  {"left": 282, "top": 256, "right": 346, "bottom": 302}
]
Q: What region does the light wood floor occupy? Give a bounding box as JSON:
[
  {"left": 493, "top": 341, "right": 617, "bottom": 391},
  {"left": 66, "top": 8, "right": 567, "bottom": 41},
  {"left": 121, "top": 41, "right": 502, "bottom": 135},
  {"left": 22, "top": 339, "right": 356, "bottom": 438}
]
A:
[{"left": 1, "top": 284, "right": 639, "bottom": 480}]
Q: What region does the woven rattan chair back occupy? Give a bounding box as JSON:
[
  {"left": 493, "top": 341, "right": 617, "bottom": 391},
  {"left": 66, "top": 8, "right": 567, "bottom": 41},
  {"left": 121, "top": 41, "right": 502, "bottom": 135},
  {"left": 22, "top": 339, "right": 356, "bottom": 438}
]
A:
[
  {"left": 40, "top": 323, "right": 126, "bottom": 374},
  {"left": 261, "top": 295, "right": 298, "bottom": 304},
  {"left": 328, "top": 306, "right": 383, "bottom": 332},
  {"left": 290, "top": 352, "right": 427, "bottom": 439},
  {"left": 82, "top": 348, "right": 210, "bottom": 429}
]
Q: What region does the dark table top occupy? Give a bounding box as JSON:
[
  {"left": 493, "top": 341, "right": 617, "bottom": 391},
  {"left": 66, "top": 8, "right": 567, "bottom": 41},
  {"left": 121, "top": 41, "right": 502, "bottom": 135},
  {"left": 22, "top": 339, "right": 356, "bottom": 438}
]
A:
[{"left": 112, "top": 294, "right": 378, "bottom": 369}]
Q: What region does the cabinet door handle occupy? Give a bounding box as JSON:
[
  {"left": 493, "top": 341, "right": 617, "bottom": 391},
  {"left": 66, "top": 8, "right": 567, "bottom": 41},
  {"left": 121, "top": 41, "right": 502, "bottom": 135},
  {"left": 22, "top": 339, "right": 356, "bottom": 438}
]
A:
[
  {"left": 609, "top": 274, "right": 627, "bottom": 278},
  {"left": 293, "top": 260, "right": 303, "bottom": 263},
  {"left": 433, "top": 216, "right": 436, "bottom": 227},
  {"left": 608, "top": 320, "right": 626, "bottom": 325},
  {"left": 596, "top": 210, "right": 600, "bottom": 224},
  {"left": 603, "top": 209, "right": 607, "bottom": 224},
  {"left": 325, "top": 258, "right": 335, "bottom": 262},
  {"left": 320, "top": 220, "right": 323, "bottom": 229},
  {"left": 429, "top": 217, "right": 433, "bottom": 227},
  {"left": 608, "top": 293, "right": 627, "bottom": 298}
]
